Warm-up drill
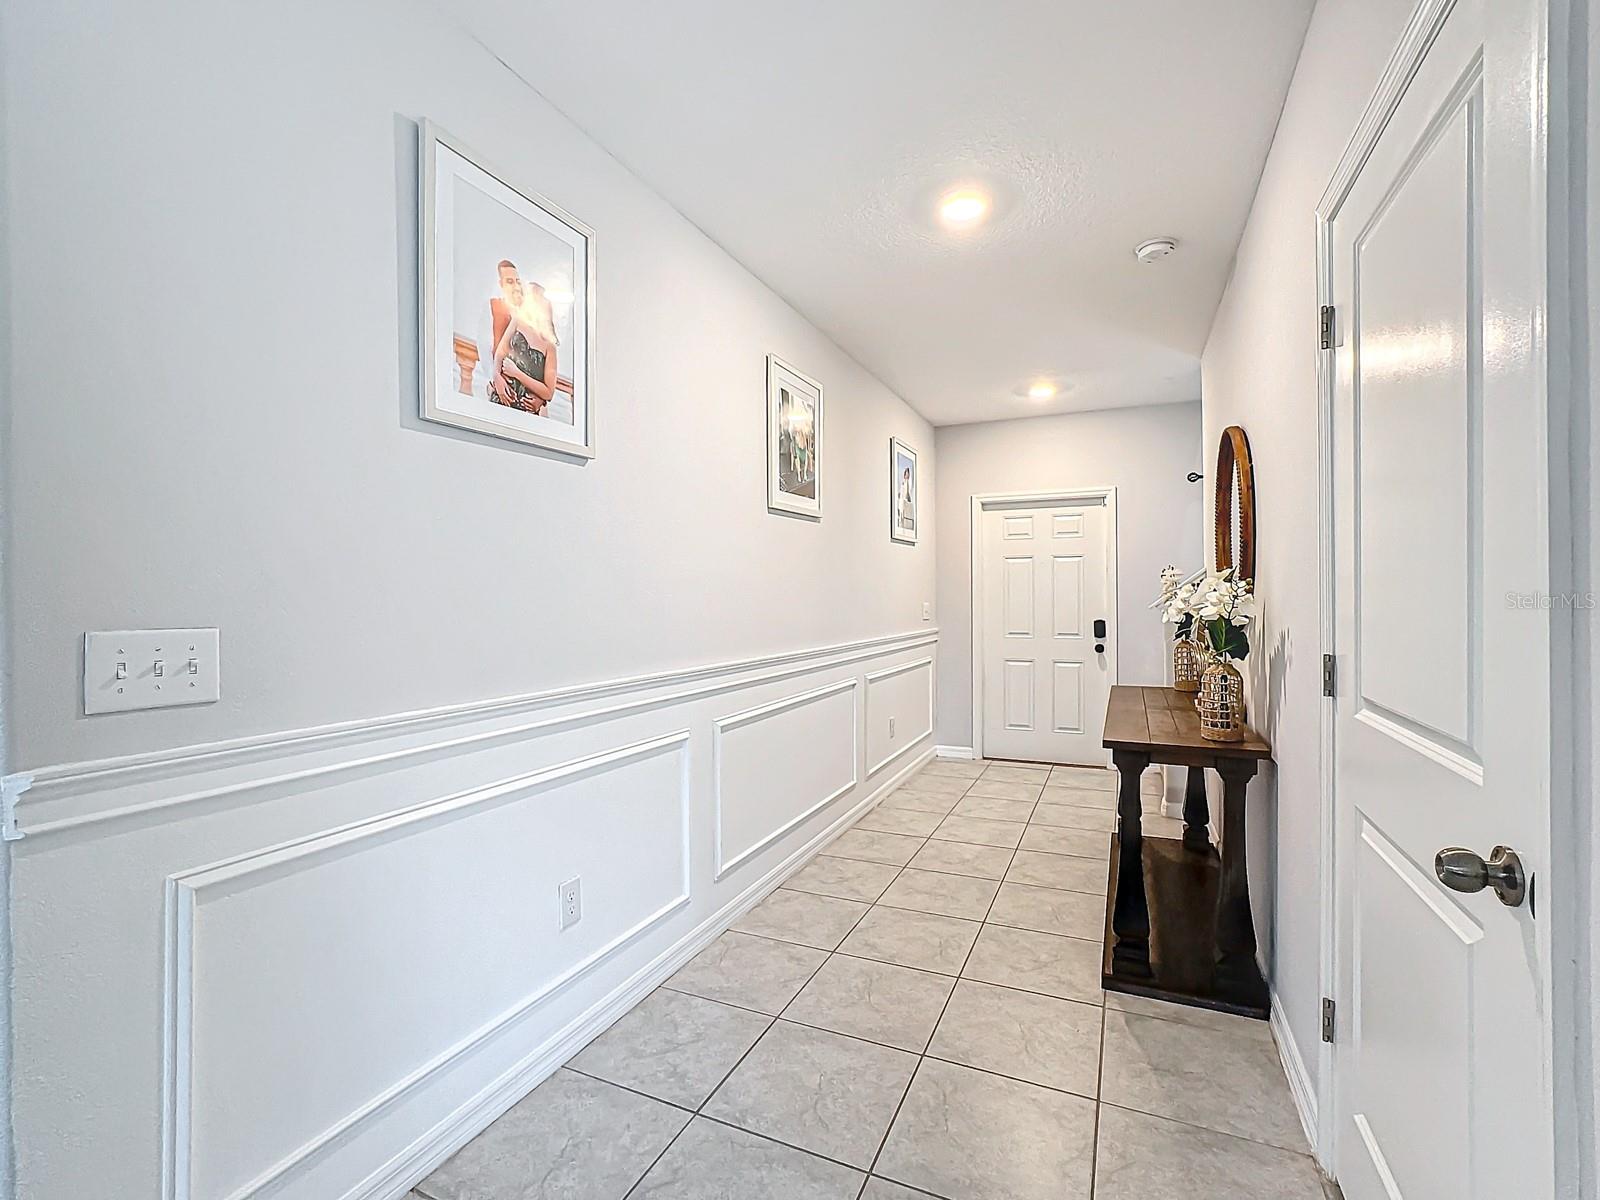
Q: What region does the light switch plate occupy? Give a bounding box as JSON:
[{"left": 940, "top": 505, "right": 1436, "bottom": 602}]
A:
[
  {"left": 922, "top": 601, "right": 932, "bottom": 621},
  {"left": 84, "top": 628, "right": 220, "bottom": 714}
]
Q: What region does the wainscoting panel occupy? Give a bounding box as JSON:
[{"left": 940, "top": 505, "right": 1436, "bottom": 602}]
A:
[
  {"left": 176, "top": 735, "right": 689, "bottom": 1200},
  {"left": 864, "top": 657, "right": 935, "bottom": 777},
  {"left": 5, "top": 629, "right": 937, "bottom": 1200},
  {"left": 713, "top": 680, "right": 858, "bottom": 880}
]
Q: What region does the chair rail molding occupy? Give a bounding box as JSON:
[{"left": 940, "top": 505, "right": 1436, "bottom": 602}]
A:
[{"left": 7, "top": 628, "right": 938, "bottom": 842}]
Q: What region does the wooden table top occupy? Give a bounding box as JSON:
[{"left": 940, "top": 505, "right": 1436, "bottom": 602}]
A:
[{"left": 1103, "top": 684, "right": 1272, "bottom": 759}]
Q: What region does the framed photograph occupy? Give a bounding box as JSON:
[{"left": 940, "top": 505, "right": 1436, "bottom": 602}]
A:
[
  {"left": 889, "top": 437, "right": 919, "bottom": 544},
  {"left": 766, "top": 355, "right": 823, "bottom": 519},
  {"left": 420, "top": 120, "right": 596, "bottom": 458}
]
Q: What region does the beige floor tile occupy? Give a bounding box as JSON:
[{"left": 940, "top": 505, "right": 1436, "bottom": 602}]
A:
[
  {"left": 828, "top": 828, "right": 925, "bottom": 866},
  {"left": 838, "top": 906, "right": 981, "bottom": 975},
  {"left": 987, "top": 881, "right": 1105, "bottom": 940},
  {"left": 876, "top": 1059, "right": 1095, "bottom": 1200},
  {"left": 905, "top": 838, "right": 1014, "bottom": 879},
  {"left": 962, "top": 924, "right": 1103, "bottom": 1004},
  {"left": 928, "top": 979, "right": 1103, "bottom": 1097},
  {"left": 1094, "top": 1105, "right": 1325, "bottom": 1199},
  {"left": 667, "top": 931, "right": 827, "bottom": 1014},
  {"left": 731, "top": 889, "right": 870, "bottom": 951},
  {"left": 784, "top": 855, "right": 902, "bottom": 903},
  {"left": 877, "top": 868, "right": 1000, "bottom": 920},
  {"left": 930, "top": 814, "right": 1026, "bottom": 849},
  {"left": 1100, "top": 1010, "right": 1309, "bottom": 1152},
  {"left": 783, "top": 955, "right": 956, "bottom": 1052},
  {"left": 1005, "top": 849, "right": 1109, "bottom": 894},
  {"left": 704, "top": 1021, "right": 917, "bottom": 1168},
  {"left": 855, "top": 806, "right": 945, "bottom": 837}
]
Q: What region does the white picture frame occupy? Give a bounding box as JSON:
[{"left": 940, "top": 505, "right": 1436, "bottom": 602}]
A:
[
  {"left": 419, "top": 119, "right": 596, "bottom": 458},
  {"left": 889, "top": 436, "right": 919, "bottom": 544},
  {"left": 766, "top": 354, "right": 823, "bottom": 519}
]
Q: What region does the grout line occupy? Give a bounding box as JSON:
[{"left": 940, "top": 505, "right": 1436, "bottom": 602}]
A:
[
  {"left": 558, "top": 1064, "right": 700, "bottom": 1115},
  {"left": 1094, "top": 1100, "right": 1319, "bottom": 1158},
  {"left": 1089, "top": 1004, "right": 1107, "bottom": 1198}
]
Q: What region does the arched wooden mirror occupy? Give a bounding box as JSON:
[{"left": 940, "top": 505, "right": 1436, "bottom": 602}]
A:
[{"left": 1214, "top": 425, "right": 1256, "bottom": 581}]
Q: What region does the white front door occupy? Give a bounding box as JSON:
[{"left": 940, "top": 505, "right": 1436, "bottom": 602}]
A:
[
  {"left": 1327, "top": 0, "right": 1553, "bottom": 1195},
  {"left": 977, "top": 495, "right": 1114, "bottom": 765}
]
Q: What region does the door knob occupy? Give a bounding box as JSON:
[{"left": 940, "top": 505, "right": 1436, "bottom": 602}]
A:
[{"left": 1434, "top": 845, "right": 1527, "bottom": 908}]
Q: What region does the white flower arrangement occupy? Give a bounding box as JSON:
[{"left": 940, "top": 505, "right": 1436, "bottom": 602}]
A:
[
  {"left": 1184, "top": 569, "right": 1254, "bottom": 662},
  {"left": 1157, "top": 565, "right": 1197, "bottom": 640}
]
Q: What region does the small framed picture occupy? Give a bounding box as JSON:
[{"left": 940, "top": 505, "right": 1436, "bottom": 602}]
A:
[
  {"left": 766, "top": 355, "right": 823, "bottom": 519},
  {"left": 420, "top": 120, "right": 596, "bottom": 458},
  {"left": 889, "top": 437, "right": 919, "bottom": 544}
]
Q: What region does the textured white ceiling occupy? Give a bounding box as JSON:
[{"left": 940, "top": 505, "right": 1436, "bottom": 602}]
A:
[{"left": 447, "top": 1, "right": 1314, "bottom": 425}]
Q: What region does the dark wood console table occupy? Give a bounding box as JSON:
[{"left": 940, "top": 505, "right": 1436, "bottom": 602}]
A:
[{"left": 1100, "top": 685, "right": 1273, "bottom": 1019}]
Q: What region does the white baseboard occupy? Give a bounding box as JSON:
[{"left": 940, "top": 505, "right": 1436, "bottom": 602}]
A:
[
  {"left": 1270, "top": 992, "right": 1320, "bottom": 1158},
  {"left": 933, "top": 744, "right": 975, "bottom": 760},
  {"left": 367, "top": 742, "right": 934, "bottom": 1200}
]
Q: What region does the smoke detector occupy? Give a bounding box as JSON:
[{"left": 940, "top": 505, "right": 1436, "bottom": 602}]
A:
[{"left": 1134, "top": 237, "right": 1179, "bottom": 264}]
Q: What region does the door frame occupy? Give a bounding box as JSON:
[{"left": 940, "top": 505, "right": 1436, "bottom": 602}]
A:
[
  {"left": 1311, "top": 0, "right": 1578, "bottom": 1182},
  {"left": 968, "top": 487, "right": 1119, "bottom": 763}
]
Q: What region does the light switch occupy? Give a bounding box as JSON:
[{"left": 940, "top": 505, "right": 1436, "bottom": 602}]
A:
[
  {"left": 84, "top": 629, "right": 220, "bottom": 714},
  {"left": 922, "top": 601, "right": 932, "bottom": 621}
]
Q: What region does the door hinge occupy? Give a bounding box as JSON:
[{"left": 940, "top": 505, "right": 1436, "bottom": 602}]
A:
[
  {"left": 1319, "top": 304, "right": 1336, "bottom": 350},
  {"left": 1321, "top": 997, "right": 1336, "bottom": 1043},
  {"left": 1322, "top": 653, "right": 1336, "bottom": 698}
]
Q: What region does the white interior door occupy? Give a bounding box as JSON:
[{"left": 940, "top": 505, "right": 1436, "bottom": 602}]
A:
[
  {"left": 1328, "top": 0, "right": 1552, "bottom": 1195},
  {"left": 978, "top": 496, "right": 1114, "bottom": 765}
]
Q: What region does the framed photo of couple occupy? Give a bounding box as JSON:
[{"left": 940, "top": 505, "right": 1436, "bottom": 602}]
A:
[
  {"left": 420, "top": 120, "right": 596, "bottom": 458},
  {"left": 889, "top": 437, "right": 919, "bottom": 544}
]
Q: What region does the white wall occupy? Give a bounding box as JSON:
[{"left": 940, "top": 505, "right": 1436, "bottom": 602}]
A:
[
  {"left": 932, "top": 403, "right": 1203, "bottom": 749},
  {"left": 0, "top": 0, "right": 939, "bottom": 1195},
  {"left": 1198, "top": 0, "right": 1421, "bottom": 1102},
  {"left": 1, "top": 0, "right": 936, "bottom": 772}
]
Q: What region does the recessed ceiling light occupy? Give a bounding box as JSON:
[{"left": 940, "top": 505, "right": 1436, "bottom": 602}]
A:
[
  {"left": 938, "top": 188, "right": 990, "bottom": 229},
  {"left": 1027, "top": 380, "right": 1058, "bottom": 400}
]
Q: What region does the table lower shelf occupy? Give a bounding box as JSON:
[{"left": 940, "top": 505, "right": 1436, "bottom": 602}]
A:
[{"left": 1101, "top": 834, "right": 1269, "bottom": 1020}]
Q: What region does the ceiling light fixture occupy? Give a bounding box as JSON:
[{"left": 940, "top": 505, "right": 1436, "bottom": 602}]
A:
[
  {"left": 938, "top": 188, "right": 990, "bottom": 230},
  {"left": 1027, "top": 380, "right": 1058, "bottom": 400}
]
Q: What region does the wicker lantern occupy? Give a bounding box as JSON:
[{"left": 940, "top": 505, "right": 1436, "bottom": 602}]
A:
[
  {"left": 1173, "top": 636, "right": 1203, "bottom": 694},
  {"left": 1198, "top": 659, "right": 1246, "bottom": 741}
]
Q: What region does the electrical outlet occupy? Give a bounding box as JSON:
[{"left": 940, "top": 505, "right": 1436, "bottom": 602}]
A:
[
  {"left": 558, "top": 877, "right": 582, "bottom": 930},
  {"left": 888, "top": 716, "right": 897, "bottom": 738}
]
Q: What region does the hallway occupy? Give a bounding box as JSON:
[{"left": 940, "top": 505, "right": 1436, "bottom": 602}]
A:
[{"left": 410, "top": 758, "right": 1328, "bottom": 1200}]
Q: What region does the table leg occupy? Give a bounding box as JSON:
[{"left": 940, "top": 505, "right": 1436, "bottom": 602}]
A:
[
  {"left": 1213, "top": 758, "right": 1260, "bottom": 989},
  {"left": 1182, "top": 765, "right": 1211, "bottom": 851},
  {"left": 1110, "top": 749, "right": 1152, "bottom": 978}
]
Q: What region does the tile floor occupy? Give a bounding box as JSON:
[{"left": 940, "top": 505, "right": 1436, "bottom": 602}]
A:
[{"left": 411, "top": 758, "right": 1334, "bottom": 1200}]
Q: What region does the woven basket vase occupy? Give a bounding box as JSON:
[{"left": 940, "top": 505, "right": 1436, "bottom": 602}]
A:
[
  {"left": 1173, "top": 636, "right": 1202, "bottom": 694},
  {"left": 1198, "top": 659, "right": 1246, "bottom": 741}
]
